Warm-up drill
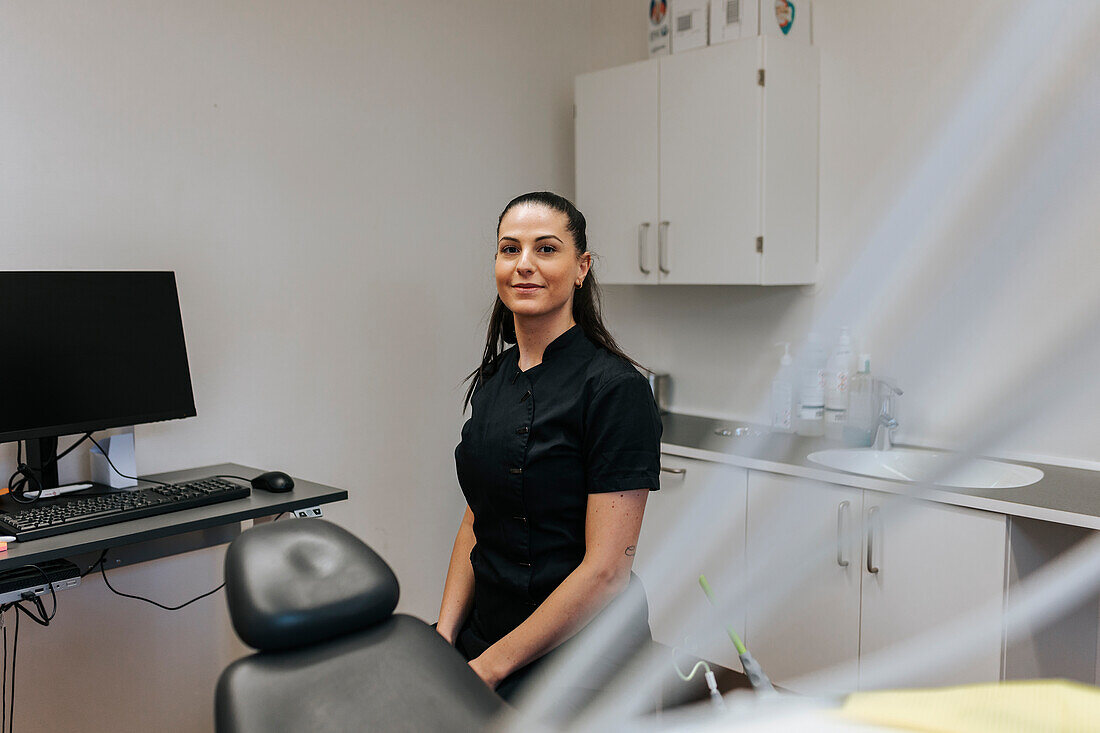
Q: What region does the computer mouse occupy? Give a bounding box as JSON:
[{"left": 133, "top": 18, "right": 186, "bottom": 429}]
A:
[{"left": 251, "top": 471, "right": 295, "bottom": 493}]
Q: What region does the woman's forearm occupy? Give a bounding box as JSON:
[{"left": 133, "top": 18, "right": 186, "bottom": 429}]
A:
[
  {"left": 436, "top": 507, "right": 477, "bottom": 644},
  {"left": 472, "top": 559, "right": 629, "bottom": 686}
]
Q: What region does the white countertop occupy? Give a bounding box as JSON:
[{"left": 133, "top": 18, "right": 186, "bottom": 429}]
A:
[{"left": 659, "top": 413, "right": 1100, "bottom": 531}]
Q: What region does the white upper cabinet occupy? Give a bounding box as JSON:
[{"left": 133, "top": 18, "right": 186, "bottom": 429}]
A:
[
  {"left": 575, "top": 59, "right": 660, "bottom": 284},
  {"left": 575, "top": 36, "right": 819, "bottom": 285},
  {"left": 758, "top": 38, "right": 820, "bottom": 284},
  {"left": 658, "top": 40, "right": 762, "bottom": 284}
]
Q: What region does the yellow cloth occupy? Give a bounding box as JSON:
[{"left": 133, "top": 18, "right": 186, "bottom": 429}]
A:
[{"left": 839, "top": 680, "right": 1100, "bottom": 732}]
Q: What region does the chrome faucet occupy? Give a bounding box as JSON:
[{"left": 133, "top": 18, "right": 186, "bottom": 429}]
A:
[{"left": 873, "top": 379, "right": 903, "bottom": 451}]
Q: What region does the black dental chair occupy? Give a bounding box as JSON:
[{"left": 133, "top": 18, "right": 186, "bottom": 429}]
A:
[{"left": 215, "top": 519, "right": 503, "bottom": 732}]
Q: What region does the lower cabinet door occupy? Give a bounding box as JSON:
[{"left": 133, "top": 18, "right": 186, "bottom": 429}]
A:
[
  {"left": 634, "top": 454, "right": 748, "bottom": 671},
  {"left": 744, "top": 472, "right": 863, "bottom": 693},
  {"left": 858, "top": 492, "right": 1007, "bottom": 690}
]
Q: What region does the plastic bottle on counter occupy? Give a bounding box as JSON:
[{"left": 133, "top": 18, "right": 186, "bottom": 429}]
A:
[
  {"left": 824, "top": 327, "right": 856, "bottom": 440},
  {"left": 844, "top": 353, "right": 876, "bottom": 446},
  {"left": 797, "top": 333, "right": 826, "bottom": 437},
  {"left": 770, "top": 342, "right": 795, "bottom": 433}
]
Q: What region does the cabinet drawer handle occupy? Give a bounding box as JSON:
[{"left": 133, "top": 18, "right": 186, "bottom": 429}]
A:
[
  {"left": 836, "top": 500, "right": 850, "bottom": 568},
  {"left": 659, "top": 466, "right": 686, "bottom": 476},
  {"left": 658, "top": 221, "right": 670, "bottom": 274},
  {"left": 866, "top": 506, "right": 880, "bottom": 574},
  {"left": 638, "top": 223, "right": 651, "bottom": 275}
]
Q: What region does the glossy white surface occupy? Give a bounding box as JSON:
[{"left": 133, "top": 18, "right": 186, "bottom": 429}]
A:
[{"left": 806, "top": 448, "right": 1045, "bottom": 489}]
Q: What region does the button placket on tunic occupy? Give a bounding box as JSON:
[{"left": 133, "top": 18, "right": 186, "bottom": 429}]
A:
[{"left": 508, "top": 369, "right": 534, "bottom": 579}]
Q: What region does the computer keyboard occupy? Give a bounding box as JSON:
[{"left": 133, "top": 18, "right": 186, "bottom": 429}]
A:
[{"left": 0, "top": 478, "right": 251, "bottom": 542}]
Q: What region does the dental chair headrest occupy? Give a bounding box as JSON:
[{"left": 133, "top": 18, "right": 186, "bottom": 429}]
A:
[{"left": 224, "top": 519, "right": 399, "bottom": 651}]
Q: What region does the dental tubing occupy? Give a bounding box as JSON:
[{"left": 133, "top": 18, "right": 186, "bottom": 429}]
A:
[
  {"left": 673, "top": 658, "right": 725, "bottom": 710},
  {"left": 698, "top": 574, "right": 777, "bottom": 696}
]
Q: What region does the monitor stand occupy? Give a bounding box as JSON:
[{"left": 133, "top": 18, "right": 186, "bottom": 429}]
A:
[
  {"left": 19, "top": 436, "right": 113, "bottom": 495},
  {"left": 24, "top": 436, "right": 60, "bottom": 490}
]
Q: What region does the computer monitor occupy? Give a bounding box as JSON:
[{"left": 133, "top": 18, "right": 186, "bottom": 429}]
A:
[{"left": 0, "top": 271, "right": 196, "bottom": 489}]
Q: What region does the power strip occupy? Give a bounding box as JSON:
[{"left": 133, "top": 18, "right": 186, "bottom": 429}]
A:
[{"left": 0, "top": 558, "right": 81, "bottom": 605}]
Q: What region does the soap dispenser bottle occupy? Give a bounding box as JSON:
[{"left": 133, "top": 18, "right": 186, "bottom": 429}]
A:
[
  {"left": 797, "top": 333, "right": 826, "bottom": 437},
  {"left": 771, "top": 342, "right": 795, "bottom": 433},
  {"left": 825, "top": 327, "right": 856, "bottom": 440},
  {"left": 844, "top": 354, "right": 876, "bottom": 446}
]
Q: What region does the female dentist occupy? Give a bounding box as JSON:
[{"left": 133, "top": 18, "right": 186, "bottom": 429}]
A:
[{"left": 437, "top": 192, "right": 663, "bottom": 703}]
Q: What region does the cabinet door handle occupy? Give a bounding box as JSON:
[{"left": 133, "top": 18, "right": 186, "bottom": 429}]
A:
[
  {"left": 638, "top": 223, "right": 651, "bottom": 274},
  {"left": 659, "top": 465, "right": 686, "bottom": 476},
  {"left": 658, "top": 221, "right": 670, "bottom": 274},
  {"left": 866, "top": 506, "right": 880, "bottom": 574},
  {"left": 836, "top": 500, "right": 850, "bottom": 567}
]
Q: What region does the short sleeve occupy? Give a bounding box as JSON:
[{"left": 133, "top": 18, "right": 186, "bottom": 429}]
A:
[{"left": 584, "top": 372, "right": 663, "bottom": 494}]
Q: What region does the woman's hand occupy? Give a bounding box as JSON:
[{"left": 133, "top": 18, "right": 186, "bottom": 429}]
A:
[
  {"left": 435, "top": 623, "right": 454, "bottom": 646},
  {"left": 468, "top": 654, "right": 504, "bottom": 690}
]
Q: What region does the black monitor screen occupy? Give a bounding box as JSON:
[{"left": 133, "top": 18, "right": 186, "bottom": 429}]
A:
[{"left": 0, "top": 271, "right": 196, "bottom": 443}]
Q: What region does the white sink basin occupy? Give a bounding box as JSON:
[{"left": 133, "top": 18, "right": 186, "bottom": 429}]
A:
[{"left": 806, "top": 448, "right": 1044, "bottom": 489}]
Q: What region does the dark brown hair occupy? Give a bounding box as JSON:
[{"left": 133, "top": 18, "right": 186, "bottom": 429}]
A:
[{"left": 463, "top": 191, "right": 641, "bottom": 411}]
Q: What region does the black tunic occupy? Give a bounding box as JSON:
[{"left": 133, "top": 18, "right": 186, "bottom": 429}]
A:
[{"left": 453, "top": 324, "right": 663, "bottom": 677}]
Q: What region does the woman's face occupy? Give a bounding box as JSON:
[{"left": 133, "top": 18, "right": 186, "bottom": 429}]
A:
[{"left": 496, "top": 204, "right": 591, "bottom": 325}]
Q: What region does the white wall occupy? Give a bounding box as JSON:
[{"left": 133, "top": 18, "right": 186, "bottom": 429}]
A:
[
  {"left": 0, "top": 1, "right": 644, "bottom": 730},
  {"left": 3, "top": 1, "right": 1097, "bottom": 728},
  {"left": 601, "top": 0, "right": 1100, "bottom": 466}
]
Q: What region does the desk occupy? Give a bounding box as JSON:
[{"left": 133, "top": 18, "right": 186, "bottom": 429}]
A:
[{"left": 0, "top": 463, "right": 348, "bottom": 572}]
